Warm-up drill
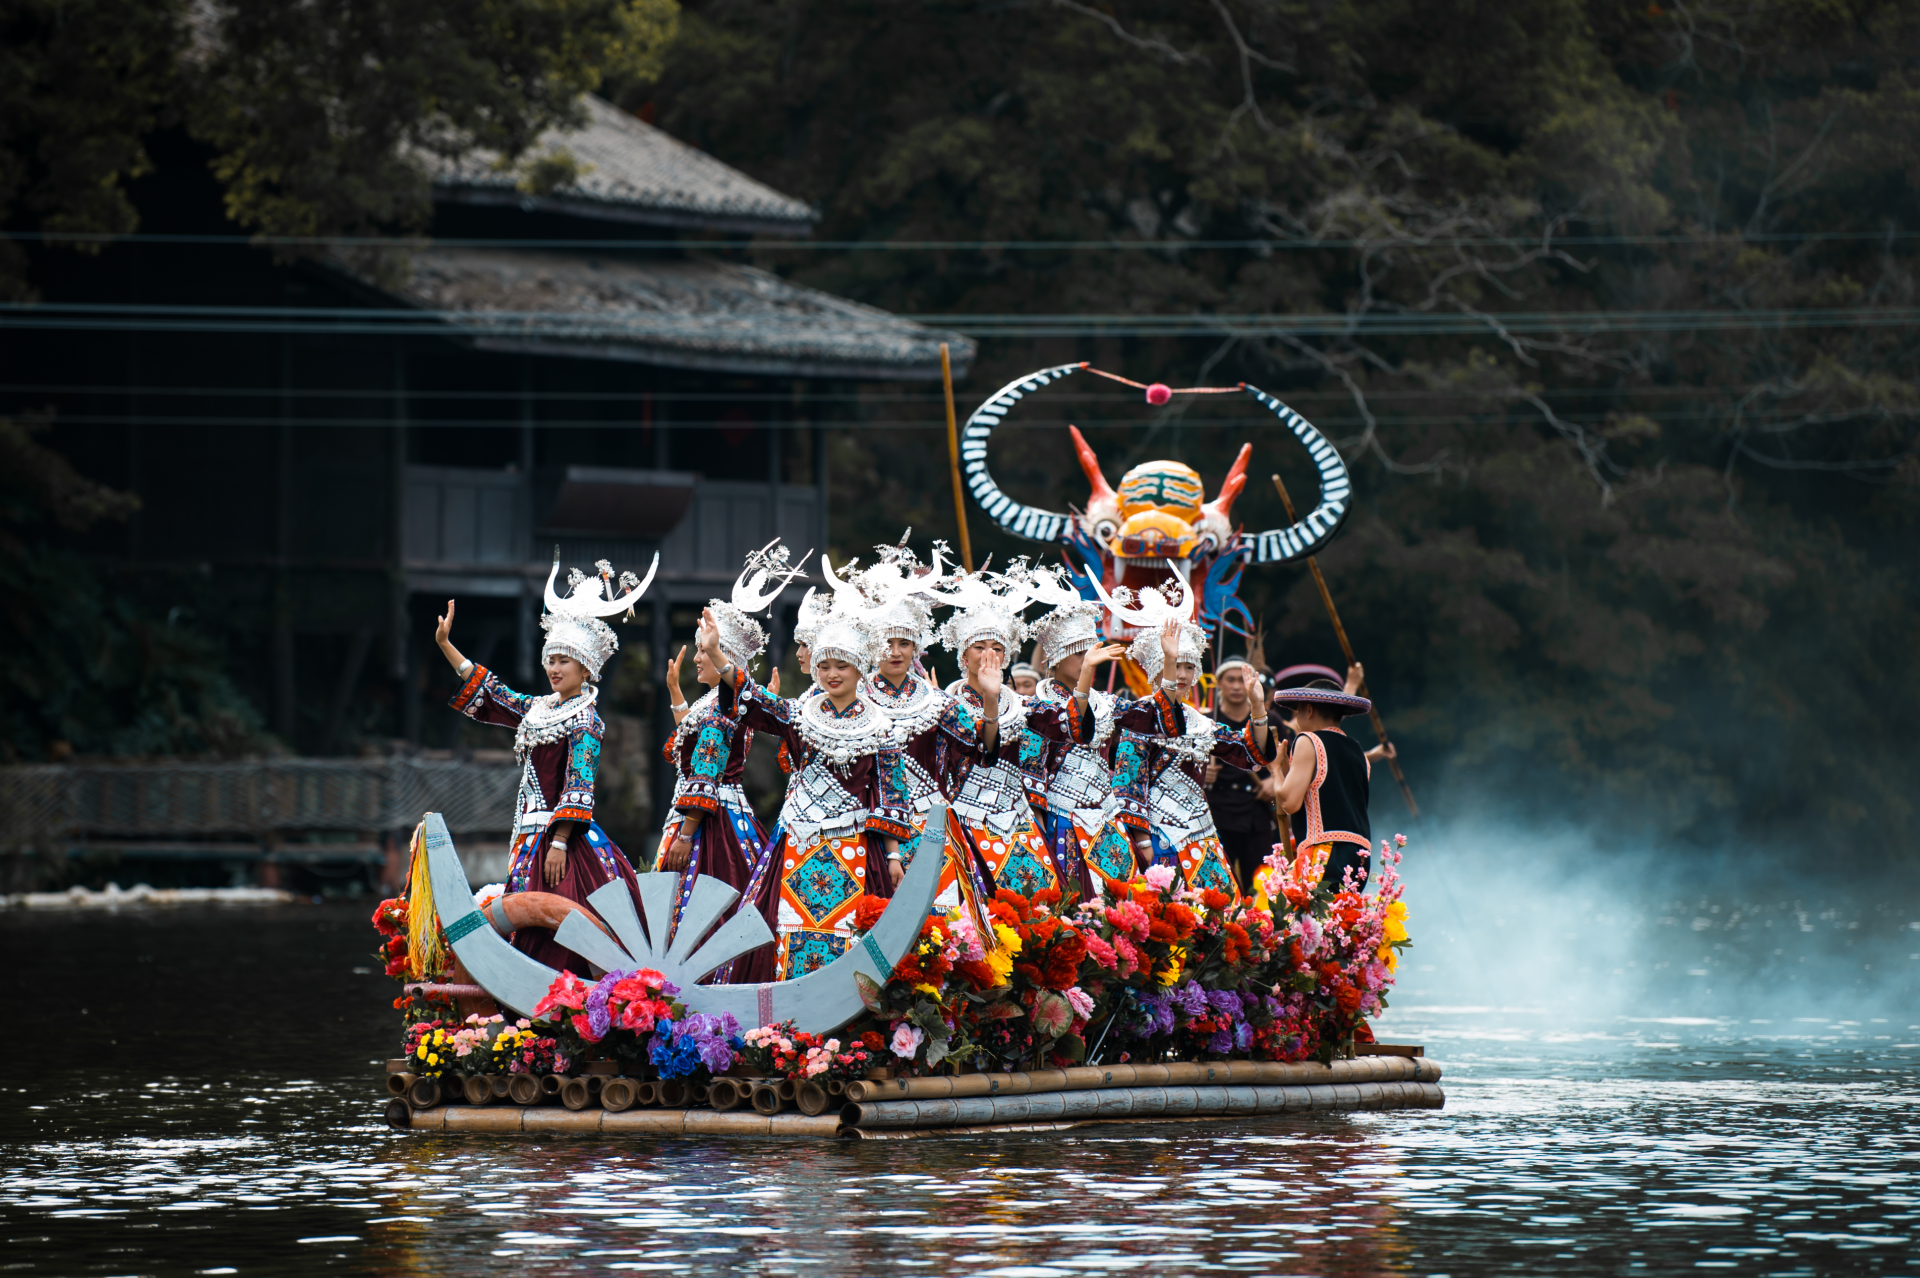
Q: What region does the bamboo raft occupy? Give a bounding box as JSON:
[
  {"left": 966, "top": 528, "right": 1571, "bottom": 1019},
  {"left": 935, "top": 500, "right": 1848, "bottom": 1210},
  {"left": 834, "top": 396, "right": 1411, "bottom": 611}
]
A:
[{"left": 383, "top": 1049, "right": 1444, "bottom": 1139}]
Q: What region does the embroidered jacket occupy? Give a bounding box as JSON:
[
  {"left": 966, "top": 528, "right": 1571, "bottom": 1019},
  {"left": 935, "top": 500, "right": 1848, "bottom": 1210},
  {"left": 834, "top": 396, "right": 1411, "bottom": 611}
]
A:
[
  {"left": 449, "top": 664, "right": 603, "bottom": 830},
  {"left": 662, "top": 688, "right": 754, "bottom": 818},
  {"left": 1108, "top": 688, "right": 1274, "bottom": 833}
]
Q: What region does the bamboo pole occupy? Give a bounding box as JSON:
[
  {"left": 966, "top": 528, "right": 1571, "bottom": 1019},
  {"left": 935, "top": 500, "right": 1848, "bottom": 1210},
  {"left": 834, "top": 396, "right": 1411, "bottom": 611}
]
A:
[
  {"left": 842, "top": 1054, "right": 1438, "bottom": 1103},
  {"left": 839, "top": 1080, "right": 1446, "bottom": 1130},
  {"left": 941, "top": 343, "right": 975, "bottom": 572},
  {"left": 1269, "top": 472, "right": 1419, "bottom": 817}
]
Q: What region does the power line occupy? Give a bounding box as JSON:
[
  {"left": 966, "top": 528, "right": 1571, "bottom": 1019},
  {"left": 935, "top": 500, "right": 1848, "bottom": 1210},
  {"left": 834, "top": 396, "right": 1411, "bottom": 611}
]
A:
[
  {"left": 5, "top": 229, "right": 1918, "bottom": 250},
  {"left": 7, "top": 303, "right": 1920, "bottom": 339}
]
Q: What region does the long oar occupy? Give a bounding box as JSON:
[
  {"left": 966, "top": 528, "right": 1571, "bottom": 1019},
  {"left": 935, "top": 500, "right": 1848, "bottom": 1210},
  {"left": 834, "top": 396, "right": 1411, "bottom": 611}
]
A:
[
  {"left": 1270, "top": 473, "right": 1419, "bottom": 818},
  {"left": 940, "top": 343, "right": 975, "bottom": 572}
]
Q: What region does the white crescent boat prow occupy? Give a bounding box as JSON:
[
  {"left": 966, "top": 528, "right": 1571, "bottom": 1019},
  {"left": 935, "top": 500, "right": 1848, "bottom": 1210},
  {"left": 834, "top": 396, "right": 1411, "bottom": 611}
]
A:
[{"left": 420, "top": 805, "right": 952, "bottom": 1034}]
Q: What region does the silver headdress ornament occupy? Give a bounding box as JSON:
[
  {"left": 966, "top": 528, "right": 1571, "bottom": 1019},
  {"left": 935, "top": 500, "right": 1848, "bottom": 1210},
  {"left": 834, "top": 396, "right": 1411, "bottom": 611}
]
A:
[
  {"left": 1089, "top": 573, "right": 1204, "bottom": 682},
  {"left": 860, "top": 533, "right": 949, "bottom": 651},
  {"left": 791, "top": 587, "right": 833, "bottom": 651},
  {"left": 929, "top": 560, "right": 1031, "bottom": 655},
  {"left": 541, "top": 550, "right": 658, "bottom": 681},
  {"left": 708, "top": 539, "right": 811, "bottom": 668},
  {"left": 1024, "top": 563, "right": 1107, "bottom": 673},
  {"left": 812, "top": 553, "right": 884, "bottom": 674}
]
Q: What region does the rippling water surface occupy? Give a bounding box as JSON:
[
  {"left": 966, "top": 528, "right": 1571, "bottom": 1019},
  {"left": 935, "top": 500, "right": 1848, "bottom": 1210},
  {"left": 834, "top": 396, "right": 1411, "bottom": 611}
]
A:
[{"left": 4, "top": 875, "right": 1917, "bottom": 1277}]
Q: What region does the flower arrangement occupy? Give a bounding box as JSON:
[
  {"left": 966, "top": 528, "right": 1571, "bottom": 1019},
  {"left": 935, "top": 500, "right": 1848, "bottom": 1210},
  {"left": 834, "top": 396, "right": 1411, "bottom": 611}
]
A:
[
  {"left": 736, "top": 1021, "right": 881, "bottom": 1083},
  {"left": 379, "top": 835, "right": 1412, "bottom": 1083}
]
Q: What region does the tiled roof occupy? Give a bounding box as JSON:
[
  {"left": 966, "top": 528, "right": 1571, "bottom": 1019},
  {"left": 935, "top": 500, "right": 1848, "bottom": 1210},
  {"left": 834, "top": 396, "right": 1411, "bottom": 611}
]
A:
[
  {"left": 423, "top": 95, "right": 817, "bottom": 236},
  {"left": 328, "top": 246, "right": 976, "bottom": 381}
]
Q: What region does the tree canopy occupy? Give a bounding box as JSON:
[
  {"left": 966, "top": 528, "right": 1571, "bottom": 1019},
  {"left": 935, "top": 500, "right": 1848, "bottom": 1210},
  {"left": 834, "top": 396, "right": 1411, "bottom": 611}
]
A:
[{"left": 636, "top": 0, "right": 1920, "bottom": 852}]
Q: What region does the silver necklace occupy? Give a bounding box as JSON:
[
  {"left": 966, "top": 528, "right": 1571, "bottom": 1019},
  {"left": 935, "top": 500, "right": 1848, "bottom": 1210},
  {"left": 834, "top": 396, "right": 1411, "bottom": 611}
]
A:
[
  {"left": 513, "top": 686, "right": 598, "bottom": 760},
  {"left": 795, "top": 693, "right": 895, "bottom": 769}
]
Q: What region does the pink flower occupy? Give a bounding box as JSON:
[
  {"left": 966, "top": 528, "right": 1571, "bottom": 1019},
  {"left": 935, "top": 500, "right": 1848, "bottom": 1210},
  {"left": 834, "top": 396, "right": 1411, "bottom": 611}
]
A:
[
  {"left": 1084, "top": 935, "right": 1117, "bottom": 970},
  {"left": 530, "top": 971, "right": 590, "bottom": 1018},
  {"left": 1113, "top": 935, "right": 1141, "bottom": 977},
  {"left": 1144, "top": 864, "right": 1176, "bottom": 891},
  {"left": 1394, "top": 833, "right": 1408, "bottom": 847},
  {"left": 890, "top": 1022, "right": 925, "bottom": 1059},
  {"left": 1065, "top": 986, "right": 1096, "bottom": 1019}
]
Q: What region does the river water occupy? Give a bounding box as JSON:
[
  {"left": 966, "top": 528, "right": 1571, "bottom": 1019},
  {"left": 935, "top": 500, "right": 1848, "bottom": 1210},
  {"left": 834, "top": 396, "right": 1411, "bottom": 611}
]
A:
[{"left": 4, "top": 849, "right": 1917, "bottom": 1277}]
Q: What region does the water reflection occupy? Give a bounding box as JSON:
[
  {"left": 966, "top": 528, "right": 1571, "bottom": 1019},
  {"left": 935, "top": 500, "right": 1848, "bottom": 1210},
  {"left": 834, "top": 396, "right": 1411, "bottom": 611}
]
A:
[{"left": 1, "top": 904, "right": 1916, "bottom": 1276}]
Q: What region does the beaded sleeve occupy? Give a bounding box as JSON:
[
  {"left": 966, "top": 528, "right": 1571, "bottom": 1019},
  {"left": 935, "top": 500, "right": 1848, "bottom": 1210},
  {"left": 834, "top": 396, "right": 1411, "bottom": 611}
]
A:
[
  {"left": 447, "top": 664, "right": 535, "bottom": 729},
  {"left": 674, "top": 715, "right": 735, "bottom": 817},
  {"left": 1108, "top": 730, "right": 1154, "bottom": 831},
  {"left": 554, "top": 717, "right": 603, "bottom": 827}
]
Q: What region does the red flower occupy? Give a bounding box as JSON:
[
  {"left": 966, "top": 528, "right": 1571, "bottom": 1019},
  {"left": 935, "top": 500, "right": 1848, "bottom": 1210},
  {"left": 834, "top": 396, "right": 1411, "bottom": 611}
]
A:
[
  {"left": 1199, "top": 889, "right": 1231, "bottom": 912},
  {"left": 852, "top": 896, "right": 888, "bottom": 932}
]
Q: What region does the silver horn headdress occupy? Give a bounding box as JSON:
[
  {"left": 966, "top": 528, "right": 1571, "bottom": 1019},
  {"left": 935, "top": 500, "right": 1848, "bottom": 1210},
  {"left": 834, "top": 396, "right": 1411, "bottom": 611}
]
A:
[
  {"left": 1090, "top": 573, "right": 1204, "bottom": 683},
  {"left": 709, "top": 539, "right": 810, "bottom": 669},
  {"left": 542, "top": 551, "right": 658, "bottom": 681},
  {"left": 929, "top": 561, "right": 1031, "bottom": 656},
  {"left": 811, "top": 554, "right": 883, "bottom": 674},
  {"left": 1025, "top": 564, "right": 1107, "bottom": 673}
]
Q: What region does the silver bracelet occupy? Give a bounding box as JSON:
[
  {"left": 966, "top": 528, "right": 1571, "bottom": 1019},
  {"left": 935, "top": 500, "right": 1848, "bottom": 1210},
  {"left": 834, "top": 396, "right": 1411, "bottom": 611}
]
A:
[
  {"left": 456, "top": 659, "right": 474, "bottom": 677},
  {"left": 1252, "top": 716, "right": 1269, "bottom": 726}
]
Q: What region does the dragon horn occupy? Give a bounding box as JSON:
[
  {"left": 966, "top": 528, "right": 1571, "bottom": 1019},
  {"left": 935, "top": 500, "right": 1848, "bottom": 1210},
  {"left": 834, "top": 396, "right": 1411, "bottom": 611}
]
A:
[
  {"left": 1068, "top": 424, "right": 1117, "bottom": 507},
  {"left": 1202, "top": 443, "right": 1253, "bottom": 524}
]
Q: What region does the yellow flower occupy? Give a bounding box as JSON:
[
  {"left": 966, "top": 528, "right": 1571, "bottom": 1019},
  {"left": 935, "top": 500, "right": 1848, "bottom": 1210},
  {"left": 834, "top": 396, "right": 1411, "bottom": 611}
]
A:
[
  {"left": 992, "top": 923, "right": 1022, "bottom": 956},
  {"left": 1376, "top": 943, "right": 1399, "bottom": 973},
  {"left": 427, "top": 1053, "right": 439, "bottom": 1066},
  {"left": 1384, "top": 900, "right": 1409, "bottom": 945},
  {"left": 985, "top": 947, "right": 1014, "bottom": 983},
  {"left": 1159, "top": 951, "right": 1184, "bottom": 987},
  {"left": 913, "top": 982, "right": 941, "bottom": 996},
  {"left": 415, "top": 1043, "right": 428, "bottom": 1059}
]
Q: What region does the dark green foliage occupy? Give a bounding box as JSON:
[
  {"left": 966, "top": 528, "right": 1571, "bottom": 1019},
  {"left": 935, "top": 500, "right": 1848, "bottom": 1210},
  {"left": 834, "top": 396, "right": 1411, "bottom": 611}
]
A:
[
  {"left": 0, "top": 420, "right": 269, "bottom": 760},
  {"left": 638, "top": 0, "right": 1920, "bottom": 851}
]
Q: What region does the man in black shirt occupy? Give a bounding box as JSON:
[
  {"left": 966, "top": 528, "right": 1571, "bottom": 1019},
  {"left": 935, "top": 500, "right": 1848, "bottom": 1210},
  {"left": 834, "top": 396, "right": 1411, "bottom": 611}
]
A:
[{"left": 1205, "top": 657, "right": 1279, "bottom": 893}]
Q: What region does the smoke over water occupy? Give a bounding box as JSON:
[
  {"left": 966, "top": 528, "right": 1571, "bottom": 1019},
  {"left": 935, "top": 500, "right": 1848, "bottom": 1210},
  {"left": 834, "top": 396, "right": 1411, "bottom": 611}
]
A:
[{"left": 1376, "top": 807, "right": 1920, "bottom": 1039}]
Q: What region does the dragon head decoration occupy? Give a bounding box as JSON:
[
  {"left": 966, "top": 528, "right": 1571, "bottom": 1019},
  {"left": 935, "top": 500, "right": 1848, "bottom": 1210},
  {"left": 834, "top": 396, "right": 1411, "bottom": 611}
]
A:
[{"left": 961, "top": 363, "right": 1352, "bottom": 659}]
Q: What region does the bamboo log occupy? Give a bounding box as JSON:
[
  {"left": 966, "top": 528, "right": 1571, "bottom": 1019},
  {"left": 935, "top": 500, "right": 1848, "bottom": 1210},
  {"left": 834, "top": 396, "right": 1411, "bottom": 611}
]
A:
[
  {"left": 384, "top": 1098, "right": 412, "bottom": 1129},
  {"left": 508, "top": 1074, "right": 543, "bottom": 1106},
  {"left": 446, "top": 1106, "right": 523, "bottom": 1132},
  {"left": 634, "top": 1080, "right": 659, "bottom": 1106},
  {"left": 840, "top": 1081, "right": 1444, "bottom": 1130},
  {"left": 523, "top": 1109, "right": 606, "bottom": 1134},
  {"left": 751, "top": 1081, "right": 787, "bottom": 1115},
  {"left": 690, "top": 1083, "right": 710, "bottom": 1106},
  {"left": 776, "top": 1078, "right": 796, "bottom": 1101},
  {"left": 826, "top": 1079, "right": 846, "bottom": 1097},
  {"left": 460, "top": 1075, "right": 494, "bottom": 1107},
  {"left": 560, "top": 1077, "right": 596, "bottom": 1111},
  {"left": 385, "top": 1071, "right": 416, "bottom": 1098},
  {"left": 842, "top": 1055, "right": 1437, "bottom": 1103},
  {"left": 488, "top": 1075, "right": 512, "bottom": 1099},
  {"left": 406, "top": 1077, "right": 442, "bottom": 1110},
  {"left": 601, "top": 1078, "right": 638, "bottom": 1113},
  {"left": 795, "top": 1080, "right": 832, "bottom": 1117},
  {"left": 707, "top": 1078, "right": 748, "bottom": 1111},
  {"left": 385, "top": 1058, "right": 411, "bottom": 1075},
  {"left": 540, "top": 1074, "right": 565, "bottom": 1100}
]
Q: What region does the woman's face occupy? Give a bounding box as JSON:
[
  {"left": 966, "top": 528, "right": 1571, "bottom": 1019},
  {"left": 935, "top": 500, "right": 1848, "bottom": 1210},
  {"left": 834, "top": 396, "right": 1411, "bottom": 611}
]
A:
[
  {"left": 814, "top": 656, "right": 859, "bottom": 698},
  {"left": 795, "top": 643, "right": 811, "bottom": 677},
  {"left": 879, "top": 637, "right": 916, "bottom": 681},
  {"left": 692, "top": 644, "right": 721, "bottom": 687},
  {"left": 1170, "top": 659, "right": 1198, "bottom": 693},
  {"left": 546, "top": 653, "right": 588, "bottom": 698},
  {"left": 962, "top": 639, "right": 1006, "bottom": 677}
]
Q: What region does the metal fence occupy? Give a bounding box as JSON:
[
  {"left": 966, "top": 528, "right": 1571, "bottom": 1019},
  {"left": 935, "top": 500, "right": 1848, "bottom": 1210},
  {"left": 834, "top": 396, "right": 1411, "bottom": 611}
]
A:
[{"left": 0, "top": 758, "right": 520, "bottom": 849}]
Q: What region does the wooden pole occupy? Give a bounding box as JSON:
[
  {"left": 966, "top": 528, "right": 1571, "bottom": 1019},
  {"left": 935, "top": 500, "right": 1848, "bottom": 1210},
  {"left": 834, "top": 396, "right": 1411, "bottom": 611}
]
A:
[
  {"left": 1270, "top": 473, "right": 1419, "bottom": 818},
  {"left": 940, "top": 343, "right": 974, "bottom": 572}
]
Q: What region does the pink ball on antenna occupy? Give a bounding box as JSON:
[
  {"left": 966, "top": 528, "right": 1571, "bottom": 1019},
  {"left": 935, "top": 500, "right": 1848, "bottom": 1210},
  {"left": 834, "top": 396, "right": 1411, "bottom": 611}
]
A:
[{"left": 1145, "top": 383, "right": 1173, "bottom": 406}]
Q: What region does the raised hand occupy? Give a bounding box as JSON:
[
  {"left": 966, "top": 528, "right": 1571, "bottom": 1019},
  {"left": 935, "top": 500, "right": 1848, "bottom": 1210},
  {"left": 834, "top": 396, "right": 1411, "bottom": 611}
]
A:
[
  {"left": 697, "top": 606, "right": 726, "bottom": 669},
  {"left": 1074, "top": 642, "right": 1130, "bottom": 696},
  {"left": 977, "top": 644, "right": 1005, "bottom": 698},
  {"left": 768, "top": 667, "right": 782, "bottom": 696},
  {"left": 665, "top": 644, "right": 687, "bottom": 702},
  {"left": 1159, "top": 618, "right": 1181, "bottom": 677},
  {"left": 435, "top": 599, "right": 470, "bottom": 673}
]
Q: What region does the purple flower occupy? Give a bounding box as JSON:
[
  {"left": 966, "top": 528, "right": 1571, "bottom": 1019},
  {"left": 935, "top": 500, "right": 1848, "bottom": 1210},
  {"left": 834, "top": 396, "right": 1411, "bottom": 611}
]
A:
[
  {"left": 584, "top": 969, "right": 629, "bottom": 1041},
  {"left": 1206, "top": 989, "right": 1244, "bottom": 1021},
  {"left": 1206, "top": 1028, "right": 1233, "bottom": 1055},
  {"left": 1172, "top": 981, "right": 1208, "bottom": 1019},
  {"left": 1233, "top": 1022, "right": 1253, "bottom": 1052}
]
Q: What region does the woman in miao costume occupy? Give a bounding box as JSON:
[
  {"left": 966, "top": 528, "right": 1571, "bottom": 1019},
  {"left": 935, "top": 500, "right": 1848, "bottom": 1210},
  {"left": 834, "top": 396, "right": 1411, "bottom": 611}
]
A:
[
  {"left": 655, "top": 540, "right": 807, "bottom": 983},
  {"left": 703, "top": 594, "right": 990, "bottom": 980},
  {"left": 1101, "top": 578, "right": 1277, "bottom": 898},
  {"left": 834, "top": 542, "right": 991, "bottom": 916},
  {"left": 926, "top": 566, "right": 1099, "bottom": 900},
  {"left": 435, "top": 555, "right": 656, "bottom": 976},
  {"left": 1022, "top": 566, "right": 1135, "bottom": 897}
]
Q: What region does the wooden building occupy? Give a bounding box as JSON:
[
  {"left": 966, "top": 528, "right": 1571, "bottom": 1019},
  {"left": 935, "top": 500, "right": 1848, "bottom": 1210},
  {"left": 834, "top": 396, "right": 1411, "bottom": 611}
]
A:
[{"left": 4, "top": 98, "right": 974, "bottom": 858}]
